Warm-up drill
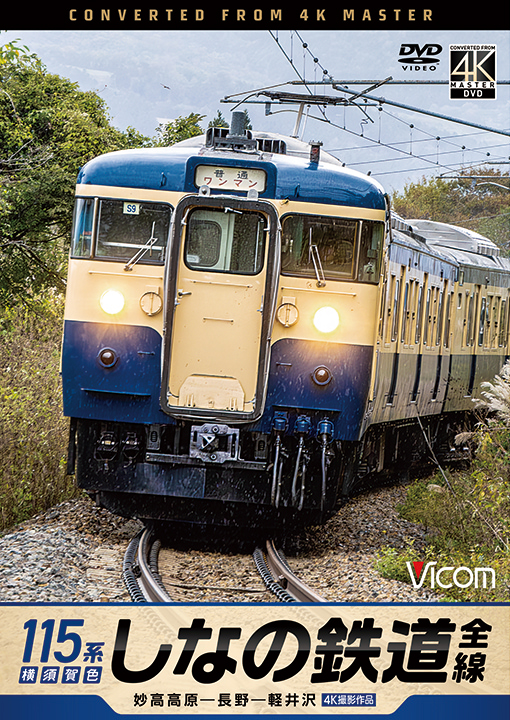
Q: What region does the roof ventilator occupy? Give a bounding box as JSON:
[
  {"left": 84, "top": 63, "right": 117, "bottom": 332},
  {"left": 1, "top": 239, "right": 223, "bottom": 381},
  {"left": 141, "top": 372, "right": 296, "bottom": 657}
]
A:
[
  {"left": 206, "top": 111, "right": 287, "bottom": 154},
  {"left": 206, "top": 111, "right": 257, "bottom": 151}
]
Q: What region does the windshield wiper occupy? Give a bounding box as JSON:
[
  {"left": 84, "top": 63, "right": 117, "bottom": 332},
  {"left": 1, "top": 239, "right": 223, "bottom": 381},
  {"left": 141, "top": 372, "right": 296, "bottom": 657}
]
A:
[
  {"left": 124, "top": 221, "right": 158, "bottom": 271},
  {"left": 309, "top": 244, "right": 326, "bottom": 287}
]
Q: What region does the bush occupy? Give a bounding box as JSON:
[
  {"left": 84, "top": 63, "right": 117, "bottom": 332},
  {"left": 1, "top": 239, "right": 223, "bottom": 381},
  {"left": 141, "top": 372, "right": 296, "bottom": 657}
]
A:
[{"left": 0, "top": 294, "right": 80, "bottom": 531}]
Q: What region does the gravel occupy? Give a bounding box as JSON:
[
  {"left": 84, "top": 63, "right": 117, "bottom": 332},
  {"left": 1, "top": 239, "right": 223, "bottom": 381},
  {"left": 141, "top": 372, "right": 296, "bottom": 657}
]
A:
[
  {"left": 0, "top": 501, "right": 142, "bottom": 603},
  {"left": 0, "top": 484, "right": 439, "bottom": 603}
]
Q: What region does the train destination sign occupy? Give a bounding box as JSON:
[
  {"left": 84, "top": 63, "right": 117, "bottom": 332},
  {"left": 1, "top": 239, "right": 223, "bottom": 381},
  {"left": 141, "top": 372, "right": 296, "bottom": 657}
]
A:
[{"left": 195, "top": 165, "right": 267, "bottom": 192}]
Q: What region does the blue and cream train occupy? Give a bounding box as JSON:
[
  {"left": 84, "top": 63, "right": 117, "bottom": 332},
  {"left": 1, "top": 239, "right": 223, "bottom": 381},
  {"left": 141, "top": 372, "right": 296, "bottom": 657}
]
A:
[{"left": 62, "top": 112, "right": 510, "bottom": 530}]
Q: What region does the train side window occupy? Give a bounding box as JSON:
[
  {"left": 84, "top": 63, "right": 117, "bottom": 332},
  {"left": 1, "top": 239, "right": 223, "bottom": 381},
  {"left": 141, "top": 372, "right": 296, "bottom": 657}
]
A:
[
  {"left": 71, "top": 198, "right": 95, "bottom": 257},
  {"left": 478, "top": 296, "right": 487, "bottom": 347},
  {"left": 390, "top": 276, "right": 400, "bottom": 342},
  {"left": 409, "top": 279, "right": 419, "bottom": 344},
  {"left": 401, "top": 281, "right": 410, "bottom": 344},
  {"left": 384, "top": 275, "right": 396, "bottom": 344},
  {"left": 423, "top": 287, "right": 431, "bottom": 345},
  {"left": 415, "top": 284, "right": 424, "bottom": 344},
  {"left": 465, "top": 292, "right": 475, "bottom": 347},
  {"left": 499, "top": 299, "right": 508, "bottom": 347},
  {"left": 358, "top": 221, "right": 384, "bottom": 283},
  {"left": 95, "top": 199, "right": 171, "bottom": 264},
  {"left": 444, "top": 291, "right": 453, "bottom": 349},
  {"left": 431, "top": 287, "right": 439, "bottom": 346},
  {"left": 489, "top": 296, "right": 499, "bottom": 348},
  {"left": 436, "top": 289, "right": 444, "bottom": 346},
  {"left": 484, "top": 296, "right": 494, "bottom": 348},
  {"left": 184, "top": 207, "right": 266, "bottom": 275}
]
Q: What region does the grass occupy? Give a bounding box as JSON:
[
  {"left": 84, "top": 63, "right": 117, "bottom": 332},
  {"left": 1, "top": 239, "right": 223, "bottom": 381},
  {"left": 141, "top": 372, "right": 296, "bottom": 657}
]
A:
[
  {"left": 375, "top": 362, "right": 510, "bottom": 602},
  {"left": 0, "top": 294, "right": 81, "bottom": 532}
]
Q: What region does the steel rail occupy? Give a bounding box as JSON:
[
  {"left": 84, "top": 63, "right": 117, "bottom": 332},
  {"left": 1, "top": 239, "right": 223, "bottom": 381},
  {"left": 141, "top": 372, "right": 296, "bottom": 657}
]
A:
[
  {"left": 256, "top": 540, "right": 327, "bottom": 603},
  {"left": 123, "top": 528, "right": 173, "bottom": 602},
  {"left": 124, "top": 531, "right": 328, "bottom": 604}
]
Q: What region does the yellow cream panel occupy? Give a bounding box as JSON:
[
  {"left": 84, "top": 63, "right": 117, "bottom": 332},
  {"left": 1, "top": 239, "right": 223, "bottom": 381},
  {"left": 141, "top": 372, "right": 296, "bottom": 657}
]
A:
[
  {"left": 64, "top": 259, "right": 165, "bottom": 332},
  {"left": 272, "top": 278, "right": 379, "bottom": 346},
  {"left": 275, "top": 198, "right": 386, "bottom": 222},
  {"left": 167, "top": 272, "right": 266, "bottom": 413},
  {"left": 75, "top": 183, "right": 185, "bottom": 206}
]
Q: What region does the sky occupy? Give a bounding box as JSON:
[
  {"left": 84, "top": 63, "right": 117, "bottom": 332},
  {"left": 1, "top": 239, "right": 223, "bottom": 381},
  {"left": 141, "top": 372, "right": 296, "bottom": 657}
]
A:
[{"left": 2, "top": 28, "right": 509, "bottom": 193}]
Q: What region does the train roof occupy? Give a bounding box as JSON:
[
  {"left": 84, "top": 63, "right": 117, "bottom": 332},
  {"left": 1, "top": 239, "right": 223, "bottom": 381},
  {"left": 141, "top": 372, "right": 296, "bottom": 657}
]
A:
[
  {"left": 407, "top": 219, "right": 502, "bottom": 257},
  {"left": 76, "top": 128, "right": 387, "bottom": 211},
  {"left": 391, "top": 215, "right": 510, "bottom": 274}
]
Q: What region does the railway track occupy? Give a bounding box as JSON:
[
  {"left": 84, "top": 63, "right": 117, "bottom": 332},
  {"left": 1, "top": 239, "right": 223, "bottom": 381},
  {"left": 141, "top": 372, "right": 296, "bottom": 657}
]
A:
[
  {"left": 123, "top": 528, "right": 327, "bottom": 603},
  {"left": 123, "top": 529, "right": 172, "bottom": 602},
  {"left": 254, "top": 539, "right": 327, "bottom": 602}
]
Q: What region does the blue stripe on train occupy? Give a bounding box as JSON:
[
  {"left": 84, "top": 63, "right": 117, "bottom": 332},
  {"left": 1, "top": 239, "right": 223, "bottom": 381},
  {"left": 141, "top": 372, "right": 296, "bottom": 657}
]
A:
[
  {"left": 61, "top": 320, "right": 171, "bottom": 424},
  {"left": 258, "top": 338, "right": 373, "bottom": 441},
  {"left": 62, "top": 321, "right": 372, "bottom": 440}
]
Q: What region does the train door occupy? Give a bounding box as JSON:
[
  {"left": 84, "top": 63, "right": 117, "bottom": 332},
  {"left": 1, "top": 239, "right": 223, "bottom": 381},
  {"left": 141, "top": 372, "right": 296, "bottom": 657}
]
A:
[{"left": 161, "top": 195, "right": 280, "bottom": 422}]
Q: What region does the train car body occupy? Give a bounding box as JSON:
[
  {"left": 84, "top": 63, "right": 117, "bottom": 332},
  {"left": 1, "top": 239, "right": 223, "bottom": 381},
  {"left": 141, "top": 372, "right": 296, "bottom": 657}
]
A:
[{"left": 62, "top": 116, "right": 510, "bottom": 530}]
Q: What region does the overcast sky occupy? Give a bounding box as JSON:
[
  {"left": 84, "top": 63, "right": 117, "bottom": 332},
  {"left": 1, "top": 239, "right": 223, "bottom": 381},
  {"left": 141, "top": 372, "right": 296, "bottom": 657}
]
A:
[{"left": 3, "top": 28, "right": 509, "bottom": 193}]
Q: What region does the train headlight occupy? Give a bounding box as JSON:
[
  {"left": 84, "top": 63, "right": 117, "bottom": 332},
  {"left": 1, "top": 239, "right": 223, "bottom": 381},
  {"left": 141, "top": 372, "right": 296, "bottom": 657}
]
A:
[
  {"left": 100, "top": 289, "right": 125, "bottom": 315},
  {"left": 313, "top": 306, "right": 339, "bottom": 333}
]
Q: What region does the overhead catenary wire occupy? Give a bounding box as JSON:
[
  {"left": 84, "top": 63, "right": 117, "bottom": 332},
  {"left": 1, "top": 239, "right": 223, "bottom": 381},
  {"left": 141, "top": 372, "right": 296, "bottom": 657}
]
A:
[
  {"left": 227, "top": 91, "right": 509, "bottom": 178},
  {"left": 331, "top": 112, "right": 509, "bottom": 179},
  {"left": 268, "top": 31, "right": 510, "bottom": 134},
  {"left": 219, "top": 32, "right": 509, "bottom": 183},
  {"left": 261, "top": 104, "right": 498, "bottom": 179},
  {"left": 235, "top": 31, "right": 510, "bottom": 182}
]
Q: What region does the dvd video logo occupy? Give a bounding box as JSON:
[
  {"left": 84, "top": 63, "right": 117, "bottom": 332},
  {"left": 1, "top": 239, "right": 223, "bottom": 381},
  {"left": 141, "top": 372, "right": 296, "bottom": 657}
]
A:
[
  {"left": 399, "top": 43, "right": 442, "bottom": 71},
  {"left": 406, "top": 561, "right": 496, "bottom": 590}
]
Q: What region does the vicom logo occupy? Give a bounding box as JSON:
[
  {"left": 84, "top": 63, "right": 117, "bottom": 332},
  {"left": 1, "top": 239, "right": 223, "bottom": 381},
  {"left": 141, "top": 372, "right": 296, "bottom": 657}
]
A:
[{"left": 406, "top": 561, "right": 496, "bottom": 590}]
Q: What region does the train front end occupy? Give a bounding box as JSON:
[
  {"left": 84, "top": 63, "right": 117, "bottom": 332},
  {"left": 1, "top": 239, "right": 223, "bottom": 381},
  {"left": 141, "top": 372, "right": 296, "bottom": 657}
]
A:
[{"left": 62, "top": 121, "right": 387, "bottom": 530}]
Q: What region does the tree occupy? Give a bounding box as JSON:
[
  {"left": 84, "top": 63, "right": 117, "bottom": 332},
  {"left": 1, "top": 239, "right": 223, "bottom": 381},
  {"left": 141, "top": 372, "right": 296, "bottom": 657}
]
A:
[
  {"left": 241, "top": 108, "right": 252, "bottom": 132},
  {"left": 153, "top": 112, "right": 205, "bottom": 146},
  {"left": 392, "top": 168, "right": 510, "bottom": 255},
  {"left": 208, "top": 108, "right": 253, "bottom": 133},
  {"left": 208, "top": 110, "right": 229, "bottom": 129},
  {"left": 0, "top": 43, "right": 151, "bottom": 305},
  {"left": 0, "top": 36, "right": 31, "bottom": 65}
]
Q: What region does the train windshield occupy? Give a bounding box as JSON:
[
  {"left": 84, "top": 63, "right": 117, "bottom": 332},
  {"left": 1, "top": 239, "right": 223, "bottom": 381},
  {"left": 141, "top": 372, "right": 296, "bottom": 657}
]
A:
[
  {"left": 184, "top": 207, "right": 266, "bottom": 275},
  {"left": 71, "top": 198, "right": 172, "bottom": 264},
  {"left": 281, "top": 214, "right": 383, "bottom": 283}
]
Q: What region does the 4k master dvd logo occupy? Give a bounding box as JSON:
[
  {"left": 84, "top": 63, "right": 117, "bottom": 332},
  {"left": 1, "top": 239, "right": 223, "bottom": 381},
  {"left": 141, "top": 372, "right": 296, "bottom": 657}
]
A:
[{"left": 450, "top": 45, "right": 496, "bottom": 99}]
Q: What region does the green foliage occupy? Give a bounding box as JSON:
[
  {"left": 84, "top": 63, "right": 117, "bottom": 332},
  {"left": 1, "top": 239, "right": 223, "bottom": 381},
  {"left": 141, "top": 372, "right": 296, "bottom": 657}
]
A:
[
  {"left": 154, "top": 108, "right": 252, "bottom": 145},
  {"left": 375, "top": 539, "right": 509, "bottom": 602},
  {"left": 153, "top": 112, "right": 205, "bottom": 146},
  {"left": 208, "top": 110, "right": 229, "bottom": 128},
  {"left": 392, "top": 168, "right": 510, "bottom": 255},
  {"left": 375, "top": 541, "right": 436, "bottom": 585},
  {"left": 0, "top": 294, "right": 81, "bottom": 531},
  {"left": 0, "top": 36, "right": 33, "bottom": 66},
  {"left": 0, "top": 44, "right": 152, "bottom": 308}
]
